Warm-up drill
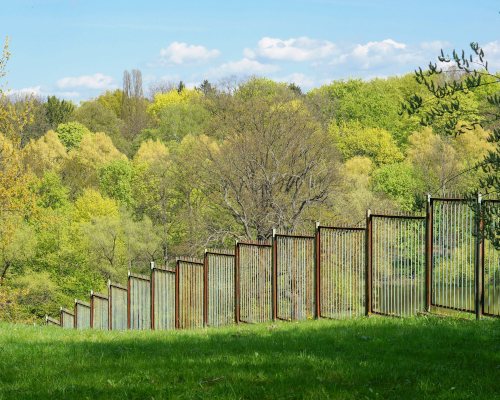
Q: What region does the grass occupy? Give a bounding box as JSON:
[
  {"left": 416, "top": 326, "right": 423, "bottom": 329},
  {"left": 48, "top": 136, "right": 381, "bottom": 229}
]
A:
[{"left": 0, "top": 316, "right": 499, "bottom": 399}]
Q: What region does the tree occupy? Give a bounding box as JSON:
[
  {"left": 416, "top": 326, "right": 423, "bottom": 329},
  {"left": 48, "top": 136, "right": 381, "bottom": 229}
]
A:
[
  {"left": 45, "top": 96, "right": 75, "bottom": 129},
  {"left": 121, "top": 69, "right": 149, "bottom": 141},
  {"left": 208, "top": 80, "right": 342, "bottom": 239},
  {"left": 56, "top": 121, "right": 90, "bottom": 150},
  {"left": 401, "top": 42, "right": 500, "bottom": 248},
  {"left": 21, "top": 130, "right": 67, "bottom": 176}
]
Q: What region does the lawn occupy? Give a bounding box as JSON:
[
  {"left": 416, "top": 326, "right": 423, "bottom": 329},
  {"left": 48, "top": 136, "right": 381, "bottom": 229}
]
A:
[{"left": 0, "top": 316, "right": 499, "bottom": 399}]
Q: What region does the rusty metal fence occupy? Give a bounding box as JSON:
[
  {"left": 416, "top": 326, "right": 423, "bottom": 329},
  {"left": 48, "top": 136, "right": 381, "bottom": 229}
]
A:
[
  {"left": 60, "top": 308, "right": 74, "bottom": 329},
  {"left": 318, "top": 226, "right": 365, "bottom": 319},
  {"left": 90, "top": 291, "right": 108, "bottom": 330},
  {"left": 109, "top": 282, "right": 127, "bottom": 330},
  {"left": 50, "top": 195, "right": 500, "bottom": 330},
  {"left": 151, "top": 264, "right": 176, "bottom": 330},
  {"left": 430, "top": 199, "right": 476, "bottom": 313},
  {"left": 482, "top": 200, "right": 500, "bottom": 317},
  {"left": 370, "top": 214, "right": 426, "bottom": 317},
  {"left": 237, "top": 241, "right": 273, "bottom": 323},
  {"left": 205, "top": 250, "right": 235, "bottom": 327},
  {"left": 74, "top": 300, "right": 91, "bottom": 329},
  {"left": 128, "top": 272, "right": 151, "bottom": 330},
  {"left": 274, "top": 233, "right": 315, "bottom": 321},
  {"left": 176, "top": 258, "right": 204, "bottom": 329}
]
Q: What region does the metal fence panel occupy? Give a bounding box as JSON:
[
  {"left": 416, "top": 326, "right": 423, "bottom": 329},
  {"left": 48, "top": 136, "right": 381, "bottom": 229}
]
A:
[
  {"left": 152, "top": 267, "right": 176, "bottom": 330},
  {"left": 275, "top": 235, "right": 315, "bottom": 321},
  {"left": 432, "top": 200, "right": 475, "bottom": 312},
  {"left": 128, "top": 273, "right": 151, "bottom": 330},
  {"left": 206, "top": 252, "right": 235, "bottom": 327},
  {"left": 46, "top": 316, "right": 60, "bottom": 326},
  {"left": 238, "top": 242, "right": 273, "bottom": 323},
  {"left": 60, "top": 308, "right": 74, "bottom": 329},
  {"left": 74, "top": 300, "right": 91, "bottom": 329},
  {"left": 372, "top": 216, "right": 425, "bottom": 317},
  {"left": 177, "top": 260, "right": 204, "bottom": 329},
  {"left": 319, "top": 227, "right": 365, "bottom": 319},
  {"left": 109, "top": 283, "right": 127, "bottom": 330},
  {"left": 91, "top": 293, "right": 109, "bottom": 330},
  {"left": 483, "top": 200, "right": 500, "bottom": 317}
]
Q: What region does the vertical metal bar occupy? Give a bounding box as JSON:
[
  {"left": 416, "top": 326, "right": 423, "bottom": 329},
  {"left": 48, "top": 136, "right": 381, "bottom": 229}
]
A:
[
  {"left": 475, "top": 194, "right": 483, "bottom": 320},
  {"left": 315, "top": 223, "right": 321, "bottom": 319},
  {"left": 90, "top": 291, "right": 94, "bottom": 329},
  {"left": 175, "top": 260, "right": 180, "bottom": 329},
  {"left": 203, "top": 251, "right": 208, "bottom": 327},
  {"left": 150, "top": 262, "right": 155, "bottom": 330},
  {"left": 365, "top": 209, "right": 372, "bottom": 316},
  {"left": 127, "top": 271, "right": 131, "bottom": 330},
  {"left": 272, "top": 229, "right": 277, "bottom": 321},
  {"left": 108, "top": 280, "right": 112, "bottom": 330},
  {"left": 235, "top": 242, "right": 240, "bottom": 323}
]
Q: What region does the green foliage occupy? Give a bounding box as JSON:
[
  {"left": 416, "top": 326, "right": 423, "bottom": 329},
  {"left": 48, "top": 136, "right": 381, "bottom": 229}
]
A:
[
  {"left": 329, "top": 121, "right": 403, "bottom": 165},
  {"left": 98, "top": 159, "right": 134, "bottom": 206},
  {"left": 372, "top": 163, "right": 420, "bottom": 211},
  {"left": 45, "top": 95, "right": 75, "bottom": 129},
  {"left": 56, "top": 121, "right": 91, "bottom": 150},
  {"left": 36, "top": 172, "right": 69, "bottom": 209}
]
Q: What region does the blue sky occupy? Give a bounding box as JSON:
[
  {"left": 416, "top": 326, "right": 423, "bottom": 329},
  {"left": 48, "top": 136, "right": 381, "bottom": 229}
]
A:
[{"left": 1, "top": 0, "right": 499, "bottom": 101}]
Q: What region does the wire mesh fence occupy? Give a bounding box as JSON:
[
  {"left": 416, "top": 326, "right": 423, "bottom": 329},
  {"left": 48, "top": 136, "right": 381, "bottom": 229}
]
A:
[
  {"left": 90, "top": 292, "right": 108, "bottom": 330},
  {"left": 205, "top": 251, "right": 235, "bottom": 327},
  {"left": 371, "top": 215, "right": 426, "bottom": 317},
  {"left": 128, "top": 272, "right": 151, "bottom": 330},
  {"left": 318, "top": 226, "right": 365, "bottom": 319},
  {"left": 482, "top": 200, "right": 500, "bottom": 317},
  {"left": 176, "top": 259, "right": 204, "bottom": 329},
  {"left": 275, "top": 234, "right": 316, "bottom": 321},
  {"left": 431, "top": 199, "right": 476, "bottom": 312},
  {"left": 74, "top": 300, "right": 91, "bottom": 329},
  {"left": 151, "top": 265, "right": 176, "bottom": 330},
  {"left": 237, "top": 241, "right": 273, "bottom": 323},
  {"left": 109, "top": 282, "right": 127, "bottom": 331}
]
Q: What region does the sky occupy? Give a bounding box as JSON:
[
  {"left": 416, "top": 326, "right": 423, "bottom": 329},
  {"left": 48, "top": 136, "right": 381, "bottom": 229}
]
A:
[{"left": 1, "top": 0, "right": 499, "bottom": 101}]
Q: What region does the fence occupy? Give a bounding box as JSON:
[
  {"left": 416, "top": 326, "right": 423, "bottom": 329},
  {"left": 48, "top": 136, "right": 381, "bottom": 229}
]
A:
[{"left": 48, "top": 195, "right": 500, "bottom": 330}]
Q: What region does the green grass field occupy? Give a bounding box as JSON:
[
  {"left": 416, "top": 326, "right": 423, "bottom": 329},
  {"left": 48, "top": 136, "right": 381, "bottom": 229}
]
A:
[{"left": 1, "top": 316, "right": 499, "bottom": 399}]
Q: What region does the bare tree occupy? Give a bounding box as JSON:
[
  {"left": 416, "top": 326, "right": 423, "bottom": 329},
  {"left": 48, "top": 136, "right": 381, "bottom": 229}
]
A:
[
  {"left": 208, "top": 81, "right": 342, "bottom": 240},
  {"left": 121, "top": 69, "right": 149, "bottom": 141}
]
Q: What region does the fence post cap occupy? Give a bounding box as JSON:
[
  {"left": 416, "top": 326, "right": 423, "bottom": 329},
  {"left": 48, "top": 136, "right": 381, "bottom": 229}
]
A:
[
  {"left": 477, "top": 192, "right": 482, "bottom": 203},
  {"left": 427, "top": 193, "right": 431, "bottom": 202},
  {"left": 204, "top": 248, "right": 208, "bottom": 254},
  {"left": 128, "top": 270, "right": 131, "bottom": 277},
  {"left": 107, "top": 279, "right": 111, "bottom": 287},
  {"left": 366, "top": 209, "right": 371, "bottom": 217},
  {"left": 272, "top": 228, "right": 276, "bottom": 237},
  {"left": 315, "top": 221, "right": 320, "bottom": 229},
  {"left": 150, "top": 261, "right": 155, "bottom": 270},
  {"left": 60, "top": 306, "right": 63, "bottom": 311},
  {"left": 90, "top": 290, "right": 94, "bottom": 296}
]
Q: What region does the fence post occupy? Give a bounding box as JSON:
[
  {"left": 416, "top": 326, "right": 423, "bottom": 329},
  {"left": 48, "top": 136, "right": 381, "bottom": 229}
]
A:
[
  {"left": 174, "top": 259, "right": 180, "bottom": 330},
  {"left": 475, "top": 193, "right": 483, "bottom": 321},
  {"left": 425, "top": 194, "right": 432, "bottom": 312},
  {"left": 315, "top": 222, "right": 321, "bottom": 319},
  {"left": 90, "top": 290, "right": 94, "bottom": 329},
  {"left": 203, "top": 250, "right": 208, "bottom": 327},
  {"left": 234, "top": 241, "right": 240, "bottom": 324},
  {"left": 150, "top": 261, "right": 155, "bottom": 330},
  {"left": 127, "top": 271, "right": 131, "bottom": 330},
  {"left": 272, "top": 229, "right": 277, "bottom": 322},
  {"left": 365, "top": 209, "right": 372, "bottom": 316}
]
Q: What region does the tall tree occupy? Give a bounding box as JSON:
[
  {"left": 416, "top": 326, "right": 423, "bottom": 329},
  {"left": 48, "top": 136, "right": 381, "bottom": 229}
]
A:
[{"left": 121, "top": 69, "right": 149, "bottom": 142}]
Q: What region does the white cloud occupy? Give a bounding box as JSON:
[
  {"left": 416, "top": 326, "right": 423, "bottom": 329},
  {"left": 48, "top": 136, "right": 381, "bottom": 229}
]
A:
[
  {"left": 56, "top": 73, "right": 115, "bottom": 89},
  {"left": 332, "top": 39, "right": 419, "bottom": 70},
  {"left": 6, "top": 85, "right": 42, "bottom": 97},
  {"left": 248, "top": 36, "right": 336, "bottom": 62},
  {"left": 483, "top": 40, "right": 500, "bottom": 70},
  {"left": 209, "top": 58, "right": 279, "bottom": 78},
  {"left": 275, "top": 73, "right": 316, "bottom": 89},
  {"left": 159, "top": 42, "right": 220, "bottom": 65}
]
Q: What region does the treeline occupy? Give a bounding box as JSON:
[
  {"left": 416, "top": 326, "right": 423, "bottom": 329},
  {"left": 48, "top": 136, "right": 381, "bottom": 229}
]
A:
[{"left": 0, "top": 67, "right": 497, "bottom": 322}]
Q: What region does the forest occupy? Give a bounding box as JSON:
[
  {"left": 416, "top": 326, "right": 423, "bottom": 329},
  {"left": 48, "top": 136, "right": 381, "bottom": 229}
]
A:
[{"left": 1, "top": 38, "right": 498, "bottom": 322}]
